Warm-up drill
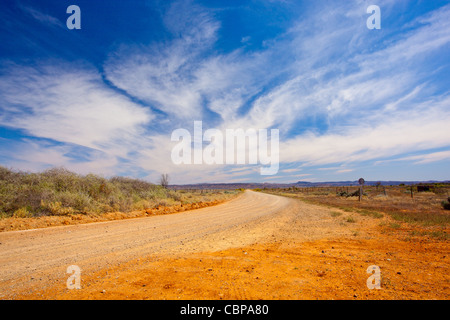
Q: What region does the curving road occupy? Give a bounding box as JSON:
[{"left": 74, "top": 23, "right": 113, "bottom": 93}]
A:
[{"left": 0, "top": 190, "right": 298, "bottom": 297}]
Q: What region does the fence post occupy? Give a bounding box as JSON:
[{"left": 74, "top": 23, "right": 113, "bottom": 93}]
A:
[{"left": 358, "top": 178, "right": 365, "bottom": 202}]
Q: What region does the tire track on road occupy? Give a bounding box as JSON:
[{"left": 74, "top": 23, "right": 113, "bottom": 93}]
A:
[{"left": 0, "top": 191, "right": 293, "bottom": 297}]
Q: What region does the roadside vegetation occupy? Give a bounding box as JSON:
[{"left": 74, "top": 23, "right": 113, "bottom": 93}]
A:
[
  {"left": 0, "top": 166, "right": 240, "bottom": 223},
  {"left": 258, "top": 184, "right": 450, "bottom": 240}
]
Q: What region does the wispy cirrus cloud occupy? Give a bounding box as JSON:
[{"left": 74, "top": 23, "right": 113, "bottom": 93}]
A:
[
  {"left": 18, "top": 4, "right": 64, "bottom": 28},
  {"left": 0, "top": 0, "right": 449, "bottom": 183},
  {"left": 240, "top": 1, "right": 450, "bottom": 175},
  {"left": 280, "top": 95, "right": 450, "bottom": 166},
  {"left": 0, "top": 61, "right": 154, "bottom": 174},
  {"left": 0, "top": 138, "right": 120, "bottom": 176},
  {"left": 375, "top": 150, "right": 450, "bottom": 165},
  {"left": 0, "top": 62, "right": 153, "bottom": 151},
  {"left": 104, "top": 0, "right": 221, "bottom": 121},
  {"left": 104, "top": 0, "right": 286, "bottom": 125}
]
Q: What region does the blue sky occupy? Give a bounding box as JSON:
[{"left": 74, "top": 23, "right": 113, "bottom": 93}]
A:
[{"left": 0, "top": 0, "right": 449, "bottom": 184}]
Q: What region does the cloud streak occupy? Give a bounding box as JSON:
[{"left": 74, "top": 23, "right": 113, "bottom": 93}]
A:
[
  {"left": 19, "top": 4, "right": 64, "bottom": 28},
  {"left": 0, "top": 61, "right": 154, "bottom": 174},
  {"left": 0, "top": 0, "right": 449, "bottom": 183}
]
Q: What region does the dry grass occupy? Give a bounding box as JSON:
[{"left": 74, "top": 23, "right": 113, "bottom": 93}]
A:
[
  {"left": 0, "top": 166, "right": 241, "bottom": 223},
  {"left": 260, "top": 185, "right": 450, "bottom": 228}
]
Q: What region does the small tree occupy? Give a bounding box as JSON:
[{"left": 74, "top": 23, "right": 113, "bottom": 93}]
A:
[
  {"left": 160, "top": 173, "right": 169, "bottom": 189},
  {"left": 375, "top": 181, "right": 381, "bottom": 191}
]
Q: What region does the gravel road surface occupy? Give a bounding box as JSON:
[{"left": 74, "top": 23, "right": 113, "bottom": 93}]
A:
[{"left": 0, "top": 190, "right": 299, "bottom": 297}]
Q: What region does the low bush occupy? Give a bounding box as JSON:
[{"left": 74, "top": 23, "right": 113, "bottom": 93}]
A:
[
  {"left": 338, "top": 189, "right": 368, "bottom": 197},
  {"left": 0, "top": 166, "right": 168, "bottom": 217},
  {"left": 442, "top": 197, "right": 450, "bottom": 210}
]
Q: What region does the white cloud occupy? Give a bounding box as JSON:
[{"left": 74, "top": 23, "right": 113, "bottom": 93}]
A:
[
  {"left": 19, "top": 4, "right": 64, "bottom": 28},
  {"left": 239, "top": 2, "right": 450, "bottom": 131},
  {"left": 2, "top": 1, "right": 450, "bottom": 182},
  {"left": 279, "top": 96, "right": 450, "bottom": 166},
  {"left": 376, "top": 150, "right": 450, "bottom": 165},
  {"left": 281, "top": 168, "right": 301, "bottom": 173},
  {"left": 104, "top": 0, "right": 223, "bottom": 120},
  {"left": 1, "top": 139, "right": 119, "bottom": 176},
  {"left": 0, "top": 63, "right": 153, "bottom": 154},
  {"left": 336, "top": 169, "right": 354, "bottom": 173},
  {"left": 0, "top": 62, "right": 155, "bottom": 176},
  {"left": 104, "top": 0, "right": 286, "bottom": 125}
]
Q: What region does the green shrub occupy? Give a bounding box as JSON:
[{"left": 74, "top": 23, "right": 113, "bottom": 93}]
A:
[
  {"left": 330, "top": 211, "right": 342, "bottom": 217},
  {"left": 0, "top": 166, "right": 164, "bottom": 217},
  {"left": 13, "top": 207, "right": 33, "bottom": 218},
  {"left": 345, "top": 217, "right": 356, "bottom": 223},
  {"left": 0, "top": 166, "right": 237, "bottom": 218},
  {"left": 442, "top": 197, "right": 450, "bottom": 210},
  {"left": 41, "top": 200, "right": 74, "bottom": 216}
]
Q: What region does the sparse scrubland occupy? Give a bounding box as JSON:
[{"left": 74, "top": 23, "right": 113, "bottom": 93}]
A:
[
  {"left": 259, "top": 184, "right": 450, "bottom": 240},
  {"left": 1, "top": 170, "right": 448, "bottom": 299},
  {"left": 7, "top": 190, "right": 449, "bottom": 300},
  {"left": 0, "top": 166, "right": 240, "bottom": 231}
]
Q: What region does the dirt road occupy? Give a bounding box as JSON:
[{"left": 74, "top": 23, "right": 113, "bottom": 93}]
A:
[
  {"left": 2, "top": 190, "right": 448, "bottom": 300},
  {"left": 0, "top": 190, "right": 306, "bottom": 298}
]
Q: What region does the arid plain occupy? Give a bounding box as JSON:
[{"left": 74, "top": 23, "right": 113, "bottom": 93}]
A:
[{"left": 1, "top": 188, "right": 448, "bottom": 300}]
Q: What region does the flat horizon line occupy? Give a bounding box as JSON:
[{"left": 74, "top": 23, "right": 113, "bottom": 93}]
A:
[{"left": 169, "top": 179, "right": 450, "bottom": 186}]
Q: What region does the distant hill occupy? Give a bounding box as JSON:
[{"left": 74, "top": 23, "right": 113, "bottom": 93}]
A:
[{"left": 170, "top": 180, "right": 450, "bottom": 190}]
